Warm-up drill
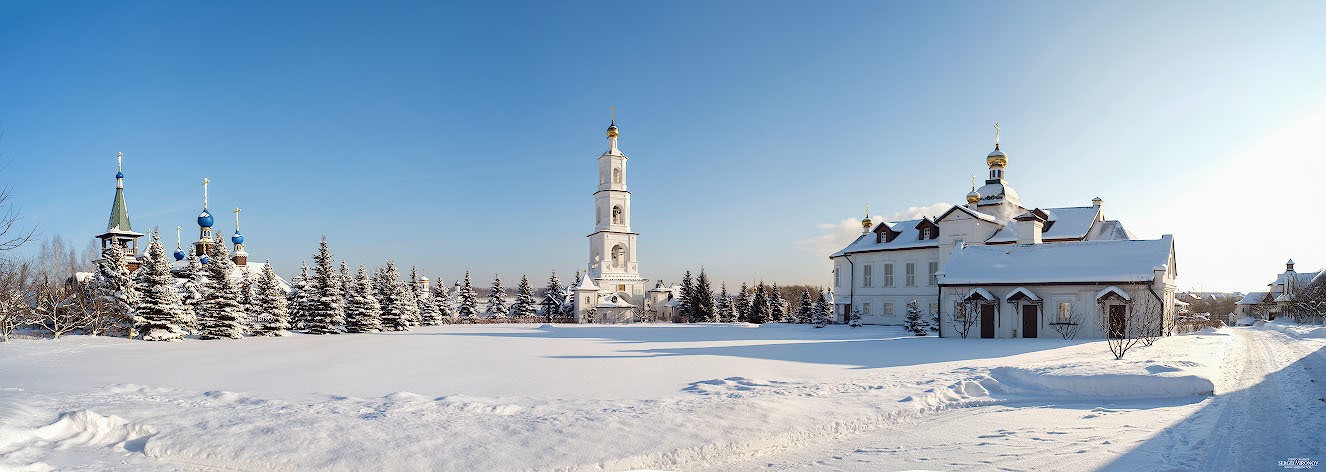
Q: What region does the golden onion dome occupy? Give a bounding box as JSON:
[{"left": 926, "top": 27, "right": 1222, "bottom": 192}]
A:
[
  {"left": 987, "top": 149, "right": 1007, "bottom": 168},
  {"left": 606, "top": 120, "right": 619, "bottom": 138},
  {"left": 861, "top": 217, "right": 873, "bottom": 229},
  {"left": 966, "top": 190, "right": 981, "bottom": 204}
]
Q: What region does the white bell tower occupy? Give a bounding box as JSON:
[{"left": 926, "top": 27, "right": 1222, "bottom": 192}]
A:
[{"left": 587, "top": 118, "right": 646, "bottom": 304}]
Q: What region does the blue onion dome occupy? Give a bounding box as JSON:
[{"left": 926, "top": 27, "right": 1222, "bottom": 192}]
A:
[
  {"left": 231, "top": 232, "right": 244, "bottom": 245},
  {"left": 116, "top": 171, "right": 124, "bottom": 179},
  {"left": 197, "top": 209, "right": 214, "bottom": 228},
  {"left": 199, "top": 254, "right": 211, "bottom": 264},
  {"left": 173, "top": 248, "right": 186, "bottom": 261}
]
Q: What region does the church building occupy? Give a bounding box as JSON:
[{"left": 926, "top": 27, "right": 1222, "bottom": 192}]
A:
[
  {"left": 572, "top": 119, "right": 648, "bottom": 323},
  {"left": 830, "top": 126, "right": 1177, "bottom": 339}
]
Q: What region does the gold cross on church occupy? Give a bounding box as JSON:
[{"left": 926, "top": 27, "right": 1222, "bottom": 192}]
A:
[
  {"left": 202, "top": 178, "right": 210, "bottom": 209},
  {"left": 994, "top": 122, "right": 1001, "bottom": 146},
  {"left": 233, "top": 207, "right": 242, "bottom": 231}
]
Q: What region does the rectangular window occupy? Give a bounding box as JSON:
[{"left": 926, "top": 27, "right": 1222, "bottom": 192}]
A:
[
  {"left": 922, "top": 227, "right": 930, "bottom": 239},
  {"left": 883, "top": 303, "right": 895, "bottom": 316},
  {"left": 863, "top": 264, "right": 873, "bottom": 287},
  {"left": 862, "top": 302, "right": 871, "bottom": 316},
  {"left": 928, "top": 262, "right": 939, "bottom": 285},
  {"left": 834, "top": 268, "right": 840, "bottom": 287},
  {"left": 1059, "top": 302, "right": 1072, "bottom": 322},
  {"left": 905, "top": 263, "right": 916, "bottom": 286},
  {"left": 930, "top": 303, "right": 939, "bottom": 315},
  {"left": 883, "top": 264, "right": 894, "bottom": 287}
]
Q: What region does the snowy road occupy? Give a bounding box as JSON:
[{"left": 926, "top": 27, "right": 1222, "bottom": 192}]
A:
[{"left": 700, "top": 327, "right": 1326, "bottom": 472}]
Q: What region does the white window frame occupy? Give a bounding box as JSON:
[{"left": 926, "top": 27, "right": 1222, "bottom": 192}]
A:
[
  {"left": 883, "top": 303, "right": 895, "bottom": 316},
  {"left": 863, "top": 264, "right": 873, "bottom": 287},
  {"left": 883, "top": 263, "right": 894, "bottom": 287},
  {"left": 862, "top": 302, "right": 872, "bottom": 316},
  {"left": 928, "top": 261, "right": 939, "bottom": 286},
  {"left": 905, "top": 262, "right": 916, "bottom": 287},
  {"left": 1058, "top": 302, "right": 1072, "bottom": 322}
]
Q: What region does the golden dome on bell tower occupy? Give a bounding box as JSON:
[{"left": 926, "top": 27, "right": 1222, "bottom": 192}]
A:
[{"left": 606, "top": 119, "right": 619, "bottom": 138}]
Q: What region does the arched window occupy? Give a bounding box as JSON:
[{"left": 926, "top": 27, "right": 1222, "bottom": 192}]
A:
[
  {"left": 612, "top": 206, "right": 623, "bottom": 225},
  {"left": 613, "top": 167, "right": 622, "bottom": 184},
  {"left": 611, "top": 244, "right": 626, "bottom": 268}
]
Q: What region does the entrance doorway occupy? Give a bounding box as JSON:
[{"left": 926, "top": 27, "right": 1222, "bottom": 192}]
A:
[
  {"left": 1022, "top": 304, "right": 1038, "bottom": 338},
  {"left": 980, "top": 304, "right": 995, "bottom": 338},
  {"left": 1108, "top": 305, "right": 1126, "bottom": 338}
]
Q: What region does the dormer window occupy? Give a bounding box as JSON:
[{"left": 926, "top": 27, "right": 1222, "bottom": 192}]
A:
[{"left": 921, "top": 228, "right": 931, "bottom": 240}]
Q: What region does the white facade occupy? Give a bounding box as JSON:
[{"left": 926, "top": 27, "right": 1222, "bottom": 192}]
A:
[
  {"left": 576, "top": 121, "right": 647, "bottom": 322},
  {"left": 830, "top": 134, "right": 1173, "bottom": 339}
]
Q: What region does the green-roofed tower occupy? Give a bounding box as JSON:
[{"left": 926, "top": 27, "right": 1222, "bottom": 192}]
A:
[{"left": 96, "top": 152, "right": 145, "bottom": 272}]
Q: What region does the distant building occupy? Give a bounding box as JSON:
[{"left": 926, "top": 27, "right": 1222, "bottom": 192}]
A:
[
  {"left": 1238, "top": 259, "right": 1322, "bottom": 321},
  {"left": 830, "top": 128, "right": 1177, "bottom": 339}
]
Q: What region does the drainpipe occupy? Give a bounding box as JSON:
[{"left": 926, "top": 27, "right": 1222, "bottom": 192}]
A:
[
  {"left": 1147, "top": 282, "right": 1166, "bottom": 335},
  {"left": 843, "top": 254, "right": 856, "bottom": 324}
]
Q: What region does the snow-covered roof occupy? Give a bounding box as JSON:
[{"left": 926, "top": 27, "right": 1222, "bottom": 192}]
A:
[
  {"left": 1273, "top": 271, "right": 1320, "bottom": 289},
  {"left": 573, "top": 276, "right": 600, "bottom": 291},
  {"left": 940, "top": 235, "right": 1174, "bottom": 285},
  {"left": 987, "top": 206, "right": 1102, "bottom": 243},
  {"left": 1238, "top": 292, "right": 1271, "bottom": 305},
  {"left": 935, "top": 204, "right": 1001, "bottom": 225},
  {"left": 1095, "top": 285, "right": 1131, "bottom": 301},
  {"left": 963, "top": 287, "right": 996, "bottom": 301},
  {"left": 831, "top": 218, "right": 939, "bottom": 257},
  {"left": 169, "top": 259, "right": 292, "bottom": 293},
  {"left": 596, "top": 293, "right": 635, "bottom": 308},
  {"left": 1003, "top": 286, "right": 1041, "bottom": 302},
  {"left": 975, "top": 181, "right": 1021, "bottom": 207}
]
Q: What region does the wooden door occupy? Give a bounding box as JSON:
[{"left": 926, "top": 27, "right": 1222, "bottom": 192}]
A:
[
  {"left": 980, "top": 304, "right": 995, "bottom": 338},
  {"left": 1022, "top": 304, "right": 1038, "bottom": 338},
  {"left": 1108, "top": 305, "right": 1126, "bottom": 338}
]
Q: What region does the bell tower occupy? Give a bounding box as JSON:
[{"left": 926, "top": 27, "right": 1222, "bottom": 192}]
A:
[{"left": 587, "top": 115, "right": 646, "bottom": 304}]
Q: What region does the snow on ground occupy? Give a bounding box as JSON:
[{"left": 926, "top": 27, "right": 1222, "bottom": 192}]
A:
[{"left": 0, "top": 323, "right": 1318, "bottom": 471}]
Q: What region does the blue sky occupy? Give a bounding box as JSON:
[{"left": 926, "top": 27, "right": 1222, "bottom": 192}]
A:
[{"left": 1, "top": 1, "right": 1323, "bottom": 291}]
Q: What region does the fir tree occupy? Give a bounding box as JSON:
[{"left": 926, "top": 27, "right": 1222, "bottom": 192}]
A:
[
  {"left": 304, "top": 236, "right": 344, "bottom": 334},
  {"left": 542, "top": 271, "right": 565, "bottom": 321},
  {"left": 412, "top": 267, "right": 440, "bottom": 325},
  {"left": 432, "top": 280, "right": 455, "bottom": 323},
  {"left": 288, "top": 262, "right": 312, "bottom": 331},
  {"left": 251, "top": 260, "right": 291, "bottom": 336},
  {"left": 345, "top": 265, "right": 383, "bottom": 333},
  {"left": 487, "top": 274, "right": 507, "bottom": 318},
  {"left": 339, "top": 261, "right": 352, "bottom": 308},
  {"left": 178, "top": 254, "right": 204, "bottom": 331},
  {"left": 511, "top": 275, "right": 537, "bottom": 319},
  {"left": 133, "top": 231, "right": 188, "bottom": 341},
  {"left": 398, "top": 275, "right": 421, "bottom": 327},
  {"left": 93, "top": 243, "right": 139, "bottom": 337},
  {"left": 678, "top": 271, "right": 694, "bottom": 322},
  {"left": 238, "top": 273, "right": 257, "bottom": 333},
  {"left": 790, "top": 287, "right": 811, "bottom": 324},
  {"left": 456, "top": 271, "right": 480, "bottom": 321},
  {"left": 768, "top": 282, "right": 786, "bottom": 323},
  {"left": 374, "top": 261, "right": 410, "bottom": 331},
  {"left": 693, "top": 269, "right": 715, "bottom": 322},
  {"left": 715, "top": 283, "right": 734, "bottom": 322},
  {"left": 735, "top": 282, "right": 752, "bottom": 322},
  {"left": 905, "top": 300, "right": 927, "bottom": 335},
  {"left": 813, "top": 289, "right": 831, "bottom": 327},
  {"left": 197, "top": 241, "right": 246, "bottom": 339},
  {"left": 749, "top": 283, "right": 769, "bottom": 324}
]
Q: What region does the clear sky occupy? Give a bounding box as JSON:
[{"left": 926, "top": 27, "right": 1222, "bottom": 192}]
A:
[{"left": 1, "top": 1, "right": 1323, "bottom": 292}]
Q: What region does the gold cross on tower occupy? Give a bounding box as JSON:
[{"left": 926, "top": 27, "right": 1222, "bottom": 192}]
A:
[
  {"left": 233, "top": 207, "right": 242, "bottom": 232},
  {"left": 117, "top": 152, "right": 123, "bottom": 172},
  {"left": 202, "top": 178, "right": 210, "bottom": 209},
  {"left": 994, "top": 122, "right": 1001, "bottom": 147},
  {"left": 610, "top": 105, "right": 615, "bottom": 121}
]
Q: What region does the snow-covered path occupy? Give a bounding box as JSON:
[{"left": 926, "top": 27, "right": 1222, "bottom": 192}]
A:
[{"left": 707, "top": 327, "right": 1326, "bottom": 472}]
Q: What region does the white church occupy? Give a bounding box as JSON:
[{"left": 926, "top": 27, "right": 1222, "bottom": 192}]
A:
[
  {"left": 569, "top": 120, "right": 649, "bottom": 323},
  {"left": 830, "top": 127, "right": 1178, "bottom": 339}
]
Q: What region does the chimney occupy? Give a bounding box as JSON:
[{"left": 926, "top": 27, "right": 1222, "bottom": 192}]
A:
[
  {"left": 1014, "top": 213, "right": 1044, "bottom": 245},
  {"left": 1287, "top": 259, "right": 1296, "bottom": 272}
]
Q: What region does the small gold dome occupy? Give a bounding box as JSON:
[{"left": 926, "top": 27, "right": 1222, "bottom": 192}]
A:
[
  {"left": 861, "top": 217, "right": 873, "bottom": 229},
  {"left": 606, "top": 120, "right": 619, "bottom": 138},
  {"left": 987, "top": 145, "right": 1007, "bottom": 168},
  {"left": 966, "top": 190, "right": 981, "bottom": 204}
]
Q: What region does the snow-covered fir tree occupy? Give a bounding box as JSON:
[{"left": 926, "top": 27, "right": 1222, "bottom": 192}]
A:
[
  {"left": 678, "top": 271, "right": 694, "bottom": 322},
  {"left": 288, "top": 262, "right": 312, "bottom": 331},
  {"left": 486, "top": 274, "right": 507, "bottom": 318},
  {"left": 735, "top": 282, "right": 752, "bottom": 322},
  {"left": 93, "top": 243, "right": 139, "bottom": 337},
  {"left": 432, "top": 280, "right": 454, "bottom": 323},
  {"left": 344, "top": 265, "right": 383, "bottom": 333},
  {"left": 456, "top": 271, "right": 480, "bottom": 321},
  {"left": 797, "top": 289, "right": 814, "bottom": 324},
  {"left": 397, "top": 274, "right": 421, "bottom": 327},
  {"left": 304, "top": 236, "right": 344, "bottom": 334},
  {"left": 749, "top": 283, "right": 769, "bottom": 324},
  {"left": 813, "top": 289, "right": 831, "bottom": 327},
  {"left": 238, "top": 274, "right": 257, "bottom": 333},
  {"left": 693, "top": 269, "right": 715, "bottom": 322},
  {"left": 905, "top": 300, "right": 927, "bottom": 335},
  {"left": 715, "top": 283, "right": 734, "bottom": 322},
  {"left": 768, "top": 282, "right": 786, "bottom": 323},
  {"left": 510, "top": 275, "right": 537, "bottom": 319},
  {"left": 251, "top": 260, "right": 291, "bottom": 336},
  {"left": 177, "top": 254, "right": 204, "bottom": 331},
  {"left": 133, "top": 231, "right": 188, "bottom": 341},
  {"left": 374, "top": 261, "right": 410, "bottom": 331},
  {"left": 197, "top": 241, "right": 247, "bottom": 339},
  {"left": 542, "top": 271, "right": 565, "bottom": 320},
  {"left": 338, "top": 261, "right": 352, "bottom": 312}
]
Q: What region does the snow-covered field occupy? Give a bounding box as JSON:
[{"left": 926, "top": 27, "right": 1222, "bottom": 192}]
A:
[{"left": 1, "top": 323, "right": 1322, "bottom": 471}]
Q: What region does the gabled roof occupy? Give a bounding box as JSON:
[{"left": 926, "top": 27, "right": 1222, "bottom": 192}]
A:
[
  {"left": 1237, "top": 291, "right": 1271, "bottom": 305},
  {"left": 1004, "top": 286, "right": 1041, "bottom": 302},
  {"left": 986, "top": 206, "right": 1102, "bottom": 244},
  {"left": 573, "top": 276, "right": 600, "bottom": 291},
  {"left": 940, "top": 235, "right": 1174, "bottom": 285},
  {"left": 935, "top": 204, "right": 1001, "bottom": 225},
  {"left": 831, "top": 218, "right": 940, "bottom": 257},
  {"left": 1096, "top": 285, "right": 1131, "bottom": 301}
]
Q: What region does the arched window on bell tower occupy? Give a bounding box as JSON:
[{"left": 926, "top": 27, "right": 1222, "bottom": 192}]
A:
[
  {"left": 613, "top": 167, "right": 622, "bottom": 184},
  {"left": 612, "top": 244, "right": 626, "bottom": 268},
  {"left": 612, "top": 205, "right": 623, "bottom": 225}
]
